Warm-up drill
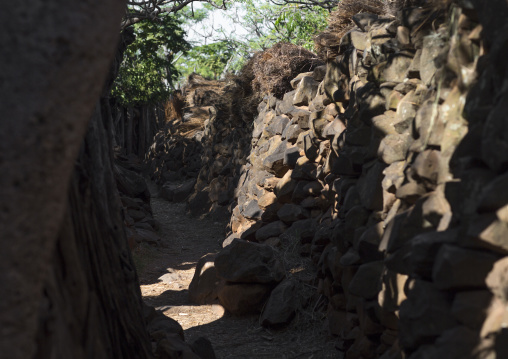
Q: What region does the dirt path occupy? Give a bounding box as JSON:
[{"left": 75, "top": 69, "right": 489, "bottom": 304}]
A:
[{"left": 133, "top": 186, "right": 342, "bottom": 358}]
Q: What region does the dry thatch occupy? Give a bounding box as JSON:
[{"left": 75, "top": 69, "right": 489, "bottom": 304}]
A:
[
  {"left": 250, "top": 43, "right": 324, "bottom": 99},
  {"left": 315, "top": 0, "right": 452, "bottom": 60},
  {"left": 314, "top": 0, "right": 385, "bottom": 60},
  {"left": 184, "top": 73, "right": 225, "bottom": 108},
  {"left": 162, "top": 74, "right": 227, "bottom": 139},
  {"left": 384, "top": 0, "right": 452, "bottom": 15},
  {"left": 164, "top": 90, "right": 184, "bottom": 123}
]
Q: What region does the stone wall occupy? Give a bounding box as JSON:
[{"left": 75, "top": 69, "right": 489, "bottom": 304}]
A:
[
  {"left": 146, "top": 75, "right": 255, "bottom": 221},
  {"left": 216, "top": 1, "right": 508, "bottom": 358}
]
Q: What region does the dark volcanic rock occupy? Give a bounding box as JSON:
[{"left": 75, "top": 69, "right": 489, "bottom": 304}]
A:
[{"left": 215, "top": 239, "right": 285, "bottom": 284}]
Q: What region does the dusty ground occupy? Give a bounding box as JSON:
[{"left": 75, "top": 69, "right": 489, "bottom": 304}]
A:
[{"left": 133, "top": 186, "right": 342, "bottom": 358}]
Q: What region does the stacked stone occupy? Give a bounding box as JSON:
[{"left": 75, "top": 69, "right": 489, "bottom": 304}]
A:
[
  {"left": 146, "top": 130, "right": 205, "bottom": 185},
  {"left": 226, "top": 64, "right": 338, "bottom": 249},
  {"left": 216, "top": 2, "right": 508, "bottom": 358},
  {"left": 186, "top": 88, "right": 253, "bottom": 220},
  {"left": 146, "top": 78, "right": 254, "bottom": 221}
]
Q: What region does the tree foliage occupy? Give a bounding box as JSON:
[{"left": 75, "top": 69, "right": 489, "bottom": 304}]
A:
[
  {"left": 173, "top": 0, "right": 330, "bottom": 82},
  {"left": 175, "top": 40, "right": 237, "bottom": 80},
  {"left": 112, "top": 14, "right": 191, "bottom": 105},
  {"left": 272, "top": 4, "right": 329, "bottom": 50},
  {"left": 113, "top": 0, "right": 333, "bottom": 104}
]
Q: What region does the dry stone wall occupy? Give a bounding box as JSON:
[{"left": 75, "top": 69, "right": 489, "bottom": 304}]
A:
[
  {"left": 214, "top": 1, "right": 508, "bottom": 358},
  {"left": 146, "top": 75, "right": 255, "bottom": 221}
]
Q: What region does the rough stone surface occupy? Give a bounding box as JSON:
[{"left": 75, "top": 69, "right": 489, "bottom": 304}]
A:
[
  {"left": 218, "top": 282, "right": 272, "bottom": 315},
  {"left": 255, "top": 221, "right": 288, "bottom": 241},
  {"left": 432, "top": 245, "right": 498, "bottom": 290},
  {"left": 189, "top": 254, "right": 221, "bottom": 304},
  {"left": 215, "top": 239, "right": 285, "bottom": 284},
  {"left": 259, "top": 279, "right": 299, "bottom": 327},
  {"left": 293, "top": 76, "right": 320, "bottom": 106}
]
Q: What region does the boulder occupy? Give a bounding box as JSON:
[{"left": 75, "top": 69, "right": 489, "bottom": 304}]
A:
[
  {"left": 351, "top": 30, "right": 368, "bottom": 50},
  {"left": 282, "top": 123, "right": 304, "bottom": 143},
  {"left": 255, "top": 221, "right": 287, "bottom": 241},
  {"left": 348, "top": 261, "right": 385, "bottom": 300},
  {"left": 291, "top": 157, "right": 318, "bottom": 180},
  {"left": 283, "top": 218, "right": 317, "bottom": 244},
  {"left": 276, "top": 90, "right": 296, "bottom": 115},
  {"left": 189, "top": 254, "right": 221, "bottom": 304},
  {"left": 408, "top": 327, "right": 478, "bottom": 359},
  {"left": 274, "top": 170, "right": 297, "bottom": 203},
  {"left": 399, "top": 280, "right": 456, "bottom": 350},
  {"left": 411, "top": 150, "right": 441, "bottom": 187},
  {"left": 477, "top": 172, "right": 508, "bottom": 212},
  {"left": 283, "top": 146, "right": 301, "bottom": 168},
  {"left": 432, "top": 244, "right": 498, "bottom": 290},
  {"left": 467, "top": 213, "right": 508, "bottom": 253},
  {"left": 303, "top": 133, "right": 320, "bottom": 162},
  {"left": 289, "top": 108, "right": 311, "bottom": 129},
  {"left": 323, "top": 118, "right": 346, "bottom": 140},
  {"left": 290, "top": 71, "right": 313, "bottom": 89},
  {"left": 409, "top": 230, "right": 457, "bottom": 279},
  {"left": 382, "top": 53, "right": 414, "bottom": 82},
  {"left": 293, "top": 76, "right": 319, "bottom": 106},
  {"left": 147, "top": 314, "right": 184, "bottom": 341},
  {"left": 215, "top": 239, "right": 285, "bottom": 284},
  {"left": 377, "top": 133, "right": 411, "bottom": 164},
  {"left": 241, "top": 199, "right": 263, "bottom": 220},
  {"left": 266, "top": 115, "right": 290, "bottom": 136},
  {"left": 259, "top": 279, "right": 299, "bottom": 327},
  {"left": 217, "top": 282, "right": 272, "bottom": 315},
  {"left": 156, "top": 334, "right": 199, "bottom": 359},
  {"left": 277, "top": 203, "right": 309, "bottom": 223},
  {"left": 222, "top": 233, "right": 239, "bottom": 248},
  {"left": 258, "top": 192, "right": 277, "bottom": 209},
  {"left": 115, "top": 164, "right": 150, "bottom": 200},
  {"left": 420, "top": 34, "right": 447, "bottom": 85}
]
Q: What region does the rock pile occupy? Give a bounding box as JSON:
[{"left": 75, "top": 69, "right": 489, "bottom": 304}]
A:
[
  {"left": 141, "top": 1, "right": 508, "bottom": 357},
  {"left": 188, "top": 240, "right": 304, "bottom": 328},
  {"left": 145, "top": 75, "right": 220, "bottom": 185},
  {"left": 144, "top": 304, "right": 216, "bottom": 359},
  {"left": 145, "top": 74, "right": 254, "bottom": 220},
  {"left": 205, "top": 1, "right": 508, "bottom": 358}
]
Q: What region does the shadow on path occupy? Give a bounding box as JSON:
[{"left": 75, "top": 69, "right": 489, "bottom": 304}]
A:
[{"left": 133, "top": 184, "right": 341, "bottom": 358}]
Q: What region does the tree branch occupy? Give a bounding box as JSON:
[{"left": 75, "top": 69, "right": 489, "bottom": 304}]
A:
[
  {"left": 268, "top": 0, "right": 338, "bottom": 11},
  {"left": 121, "top": 0, "right": 228, "bottom": 29}
]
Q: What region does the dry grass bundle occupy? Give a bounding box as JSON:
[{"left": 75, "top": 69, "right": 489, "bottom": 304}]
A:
[
  {"left": 315, "top": 0, "right": 452, "bottom": 59},
  {"left": 384, "top": 0, "right": 452, "bottom": 15},
  {"left": 165, "top": 90, "right": 184, "bottom": 123},
  {"left": 251, "top": 43, "right": 324, "bottom": 99},
  {"left": 184, "top": 73, "right": 225, "bottom": 107},
  {"left": 179, "top": 110, "right": 208, "bottom": 138},
  {"left": 162, "top": 74, "right": 227, "bottom": 139},
  {"left": 315, "top": 0, "right": 385, "bottom": 60}
]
